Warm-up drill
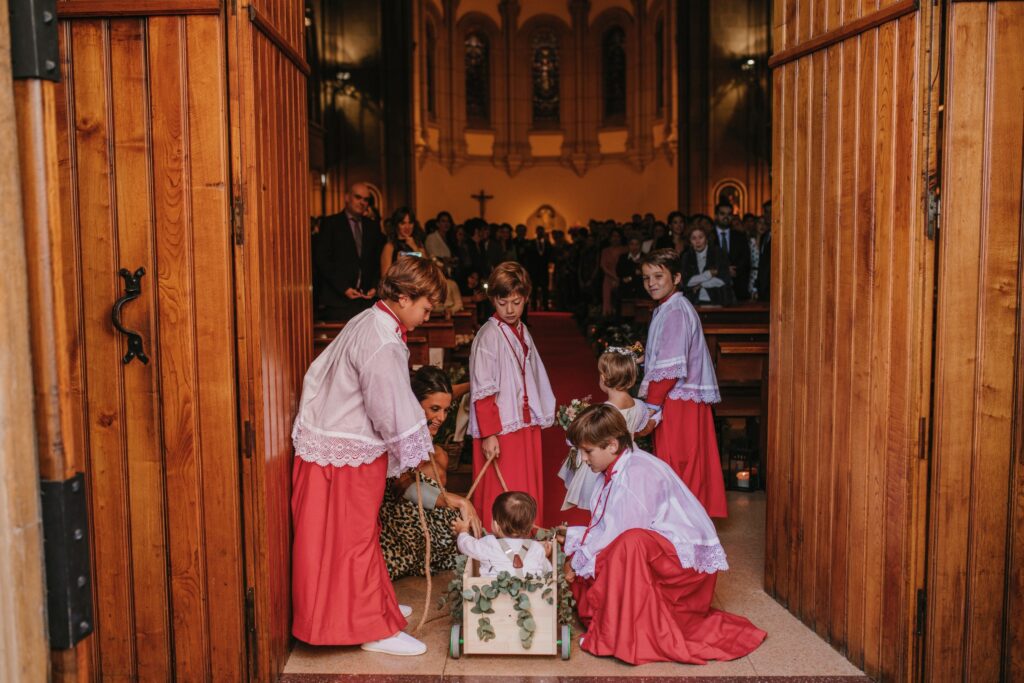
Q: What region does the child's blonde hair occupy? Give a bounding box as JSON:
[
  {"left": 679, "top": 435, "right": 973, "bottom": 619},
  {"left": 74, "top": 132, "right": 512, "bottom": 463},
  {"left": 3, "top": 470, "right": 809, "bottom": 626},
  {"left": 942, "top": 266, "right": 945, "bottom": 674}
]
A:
[
  {"left": 598, "top": 351, "right": 638, "bottom": 391},
  {"left": 492, "top": 491, "right": 537, "bottom": 538}
]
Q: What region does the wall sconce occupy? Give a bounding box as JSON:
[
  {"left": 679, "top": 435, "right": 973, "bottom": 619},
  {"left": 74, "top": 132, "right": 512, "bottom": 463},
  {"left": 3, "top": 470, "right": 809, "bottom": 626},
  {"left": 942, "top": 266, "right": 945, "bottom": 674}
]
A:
[{"left": 740, "top": 57, "right": 757, "bottom": 73}]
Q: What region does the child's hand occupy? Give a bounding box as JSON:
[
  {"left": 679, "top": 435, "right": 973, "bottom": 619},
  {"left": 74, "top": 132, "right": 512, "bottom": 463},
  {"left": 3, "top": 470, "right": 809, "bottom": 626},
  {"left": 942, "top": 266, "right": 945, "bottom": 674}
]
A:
[
  {"left": 482, "top": 435, "right": 501, "bottom": 460},
  {"left": 452, "top": 517, "right": 472, "bottom": 536},
  {"left": 636, "top": 418, "right": 656, "bottom": 437},
  {"left": 562, "top": 558, "right": 576, "bottom": 584},
  {"left": 553, "top": 525, "right": 567, "bottom": 544}
]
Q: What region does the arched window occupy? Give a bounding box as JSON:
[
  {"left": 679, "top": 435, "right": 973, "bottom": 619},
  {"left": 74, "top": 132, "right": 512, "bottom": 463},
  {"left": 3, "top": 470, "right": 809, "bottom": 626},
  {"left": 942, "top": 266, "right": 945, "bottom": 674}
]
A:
[
  {"left": 530, "top": 28, "right": 560, "bottom": 126},
  {"left": 602, "top": 26, "right": 626, "bottom": 125},
  {"left": 655, "top": 18, "right": 665, "bottom": 115},
  {"left": 465, "top": 31, "right": 490, "bottom": 126},
  {"left": 425, "top": 22, "right": 437, "bottom": 119}
]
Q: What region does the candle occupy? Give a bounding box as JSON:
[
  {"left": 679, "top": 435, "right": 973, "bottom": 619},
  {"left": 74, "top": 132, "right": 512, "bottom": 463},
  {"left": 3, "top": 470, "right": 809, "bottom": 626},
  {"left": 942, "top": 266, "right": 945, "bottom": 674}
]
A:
[{"left": 736, "top": 470, "right": 751, "bottom": 489}]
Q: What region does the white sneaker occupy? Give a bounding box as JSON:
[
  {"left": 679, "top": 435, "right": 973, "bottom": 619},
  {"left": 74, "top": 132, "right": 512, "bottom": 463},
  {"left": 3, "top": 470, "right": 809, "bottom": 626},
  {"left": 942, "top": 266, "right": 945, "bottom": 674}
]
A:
[
  {"left": 360, "top": 631, "right": 427, "bottom": 656},
  {"left": 399, "top": 604, "right": 413, "bottom": 618}
]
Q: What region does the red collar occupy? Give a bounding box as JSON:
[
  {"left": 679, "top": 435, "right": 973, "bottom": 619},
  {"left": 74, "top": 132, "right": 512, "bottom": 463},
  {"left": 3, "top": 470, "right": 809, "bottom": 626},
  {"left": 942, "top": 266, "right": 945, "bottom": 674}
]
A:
[
  {"left": 376, "top": 301, "right": 408, "bottom": 342},
  {"left": 492, "top": 314, "right": 525, "bottom": 340},
  {"left": 655, "top": 291, "right": 679, "bottom": 308}
]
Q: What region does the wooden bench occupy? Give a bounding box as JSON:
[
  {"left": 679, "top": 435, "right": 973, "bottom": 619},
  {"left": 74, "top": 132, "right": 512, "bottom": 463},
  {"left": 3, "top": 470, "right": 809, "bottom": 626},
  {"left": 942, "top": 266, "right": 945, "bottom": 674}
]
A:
[
  {"left": 311, "top": 320, "right": 430, "bottom": 367},
  {"left": 420, "top": 319, "right": 457, "bottom": 349}
]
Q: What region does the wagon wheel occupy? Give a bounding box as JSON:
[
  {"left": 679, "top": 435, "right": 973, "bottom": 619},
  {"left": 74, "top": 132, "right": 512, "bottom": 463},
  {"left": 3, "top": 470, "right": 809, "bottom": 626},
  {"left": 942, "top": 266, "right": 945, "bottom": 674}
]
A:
[
  {"left": 450, "top": 624, "right": 462, "bottom": 659},
  {"left": 559, "top": 624, "right": 571, "bottom": 660}
]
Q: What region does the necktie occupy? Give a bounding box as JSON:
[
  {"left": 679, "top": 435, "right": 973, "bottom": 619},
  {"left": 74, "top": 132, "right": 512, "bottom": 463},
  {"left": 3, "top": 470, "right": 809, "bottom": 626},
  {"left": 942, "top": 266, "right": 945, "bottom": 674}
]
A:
[
  {"left": 719, "top": 229, "right": 730, "bottom": 253},
  {"left": 350, "top": 216, "right": 363, "bottom": 256}
]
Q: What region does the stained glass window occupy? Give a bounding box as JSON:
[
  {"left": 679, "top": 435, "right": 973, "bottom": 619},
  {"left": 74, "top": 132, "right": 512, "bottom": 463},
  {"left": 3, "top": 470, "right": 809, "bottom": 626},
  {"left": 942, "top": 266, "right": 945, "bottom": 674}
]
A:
[
  {"left": 465, "top": 31, "right": 490, "bottom": 125},
  {"left": 602, "top": 26, "right": 626, "bottom": 125},
  {"left": 655, "top": 18, "right": 665, "bottom": 114},
  {"left": 426, "top": 22, "right": 437, "bottom": 118},
  {"left": 531, "top": 28, "right": 560, "bottom": 126}
]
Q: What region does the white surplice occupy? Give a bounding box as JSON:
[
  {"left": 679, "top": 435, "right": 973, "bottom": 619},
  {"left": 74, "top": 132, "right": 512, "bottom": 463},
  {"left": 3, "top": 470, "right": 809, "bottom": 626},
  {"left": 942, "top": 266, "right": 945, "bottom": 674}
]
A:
[{"left": 564, "top": 447, "right": 727, "bottom": 579}]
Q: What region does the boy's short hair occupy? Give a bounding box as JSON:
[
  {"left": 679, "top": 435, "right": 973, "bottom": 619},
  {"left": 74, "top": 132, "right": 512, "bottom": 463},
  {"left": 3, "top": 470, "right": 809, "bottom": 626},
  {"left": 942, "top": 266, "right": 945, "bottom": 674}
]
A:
[
  {"left": 566, "top": 404, "right": 633, "bottom": 453},
  {"left": 597, "top": 352, "right": 638, "bottom": 391},
  {"left": 378, "top": 255, "right": 447, "bottom": 306},
  {"left": 640, "top": 248, "right": 681, "bottom": 276},
  {"left": 487, "top": 261, "right": 532, "bottom": 300},
  {"left": 492, "top": 491, "right": 537, "bottom": 538}
]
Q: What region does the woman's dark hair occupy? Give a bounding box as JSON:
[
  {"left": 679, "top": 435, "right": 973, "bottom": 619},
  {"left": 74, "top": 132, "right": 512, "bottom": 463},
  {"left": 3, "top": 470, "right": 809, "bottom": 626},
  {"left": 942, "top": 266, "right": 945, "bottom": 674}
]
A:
[
  {"left": 386, "top": 206, "right": 424, "bottom": 244},
  {"left": 410, "top": 365, "right": 452, "bottom": 402},
  {"left": 667, "top": 210, "right": 685, "bottom": 224}
]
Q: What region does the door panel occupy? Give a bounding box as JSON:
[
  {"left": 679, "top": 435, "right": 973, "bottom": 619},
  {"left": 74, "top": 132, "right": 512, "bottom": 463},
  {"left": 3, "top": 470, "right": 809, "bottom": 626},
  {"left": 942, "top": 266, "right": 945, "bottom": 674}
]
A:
[
  {"left": 767, "top": 2, "right": 935, "bottom": 680},
  {"left": 56, "top": 9, "right": 245, "bottom": 679}
]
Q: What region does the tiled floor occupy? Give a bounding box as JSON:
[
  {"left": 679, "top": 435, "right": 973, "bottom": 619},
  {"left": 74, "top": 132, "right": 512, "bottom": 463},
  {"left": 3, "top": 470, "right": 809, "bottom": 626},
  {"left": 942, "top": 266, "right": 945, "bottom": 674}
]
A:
[{"left": 283, "top": 491, "right": 868, "bottom": 680}]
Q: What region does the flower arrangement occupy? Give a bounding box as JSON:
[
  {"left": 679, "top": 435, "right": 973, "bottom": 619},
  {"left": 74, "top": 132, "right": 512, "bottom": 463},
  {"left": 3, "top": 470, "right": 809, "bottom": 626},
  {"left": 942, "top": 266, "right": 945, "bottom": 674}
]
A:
[{"left": 556, "top": 396, "right": 592, "bottom": 432}]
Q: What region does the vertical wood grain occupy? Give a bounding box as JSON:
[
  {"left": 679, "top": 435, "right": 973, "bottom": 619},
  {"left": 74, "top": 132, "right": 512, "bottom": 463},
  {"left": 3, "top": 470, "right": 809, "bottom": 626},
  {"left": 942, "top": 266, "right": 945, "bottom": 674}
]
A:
[
  {"left": 928, "top": 3, "right": 1024, "bottom": 681},
  {"left": 768, "top": 5, "right": 930, "bottom": 681}
]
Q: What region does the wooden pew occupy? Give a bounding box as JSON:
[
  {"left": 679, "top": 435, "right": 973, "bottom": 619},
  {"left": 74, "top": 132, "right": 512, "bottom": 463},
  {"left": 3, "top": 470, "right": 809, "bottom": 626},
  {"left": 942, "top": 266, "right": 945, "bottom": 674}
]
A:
[
  {"left": 452, "top": 311, "right": 475, "bottom": 337},
  {"left": 312, "top": 320, "right": 430, "bottom": 367},
  {"left": 420, "top": 319, "right": 457, "bottom": 349}
]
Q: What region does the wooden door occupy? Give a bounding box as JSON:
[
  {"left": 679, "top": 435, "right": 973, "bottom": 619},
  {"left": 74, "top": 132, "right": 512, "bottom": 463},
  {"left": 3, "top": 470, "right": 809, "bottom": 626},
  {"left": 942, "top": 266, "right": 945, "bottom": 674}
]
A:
[
  {"left": 926, "top": 2, "right": 1024, "bottom": 680},
  {"left": 227, "top": 2, "right": 312, "bottom": 680},
  {"left": 766, "top": 1, "right": 938, "bottom": 680},
  {"left": 55, "top": 2, "right": 246, "bottom": 679}
]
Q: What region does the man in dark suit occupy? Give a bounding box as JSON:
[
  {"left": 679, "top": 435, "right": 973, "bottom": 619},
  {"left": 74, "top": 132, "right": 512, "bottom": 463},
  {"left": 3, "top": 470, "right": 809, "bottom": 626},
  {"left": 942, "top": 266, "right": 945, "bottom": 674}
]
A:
[
  {"left": 524, "top": 227, "right": 552, "bottom": 310},
  {"left": 313, "top": 182, "right": 385, "bottom": 320},
  {"left": 713, "top": 201, "right": 752, "bottom": 301},
  {"left": 754, "top": 201, "right": 772, "bottom": 303}
]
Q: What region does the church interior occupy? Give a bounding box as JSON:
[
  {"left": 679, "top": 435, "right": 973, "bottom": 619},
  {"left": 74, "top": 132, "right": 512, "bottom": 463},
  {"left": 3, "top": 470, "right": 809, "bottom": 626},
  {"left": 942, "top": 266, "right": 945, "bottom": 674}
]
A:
[{"left": 1, "top": 1, "right": 1022, "bottom": 682}]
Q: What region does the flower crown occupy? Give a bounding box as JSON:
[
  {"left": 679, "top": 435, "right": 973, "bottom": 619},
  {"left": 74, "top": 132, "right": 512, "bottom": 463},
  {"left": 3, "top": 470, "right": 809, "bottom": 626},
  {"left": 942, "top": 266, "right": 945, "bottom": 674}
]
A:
[{"left": 604, "top": 341, "right": 644, "bottom": 359}]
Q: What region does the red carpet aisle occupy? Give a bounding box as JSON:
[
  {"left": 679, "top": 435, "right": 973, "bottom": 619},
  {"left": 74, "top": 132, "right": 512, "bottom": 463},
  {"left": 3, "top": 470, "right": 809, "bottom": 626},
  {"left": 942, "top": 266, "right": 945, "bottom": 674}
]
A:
[{"left": 527, "top": 312, "right": 600, "bottom": 528}]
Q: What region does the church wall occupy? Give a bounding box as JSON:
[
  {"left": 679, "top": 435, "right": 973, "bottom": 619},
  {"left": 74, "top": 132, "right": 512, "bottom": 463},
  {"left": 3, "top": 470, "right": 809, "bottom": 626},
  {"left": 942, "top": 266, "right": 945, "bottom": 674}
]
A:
[{"left": 416, "top": 154, "right": 677, "bottom": 228}]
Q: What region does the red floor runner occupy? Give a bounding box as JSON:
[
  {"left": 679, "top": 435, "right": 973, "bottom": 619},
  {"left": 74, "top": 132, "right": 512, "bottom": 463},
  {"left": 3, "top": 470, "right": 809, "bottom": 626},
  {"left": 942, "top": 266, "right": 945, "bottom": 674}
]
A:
[{"left": 528, "top": 312, "right": 597, "bottom": 528}]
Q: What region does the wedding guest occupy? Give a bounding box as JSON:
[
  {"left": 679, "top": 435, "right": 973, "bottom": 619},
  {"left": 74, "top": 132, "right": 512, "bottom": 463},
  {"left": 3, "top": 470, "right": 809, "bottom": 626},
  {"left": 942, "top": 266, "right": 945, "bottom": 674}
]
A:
[
  {"left": 379, "top": 366, "right": 482, "bottom": 580},
  {"left": 312, "top": 182, "right": 385, "bottom": 320},
  {"left": 754, "top": 203, "right": 772, "bottom": 302},
  {"left": 524, "top": 226, "right": 552, "bottom": 310},
  {"left": 668, "top": 211, "right": 687, "bottom": 253},
  {"left": 638, "top": 249, "right": 727, "bottom": 518},
  {"left": 425, "top": 211, "right": 454, "bottom": 262},
  {"left": 380, "top": 207, "right": 427, "bottom": 276},
  {"left": 291, "top": 256, "right": 446, "bottom": 656},
  {"left": 681, "top": 224, "right": 734, "bottom": 306},
  {"left": 615, "top": 235, "right": 645, "bottom": 300},
  {"left": 557, "top": 405, "right": 766, "bottom": 665},
  {"left": 713, "top": 202, "right": 751, "bottom": 301},
  {"left": 652, "top": 221, "right": 674, "bottom": 250},
  {"left": 469, "top": 263, "right": 556, "bottom": 529},
  {"left": 600, "top": 229, "right": 627, "bottom": 317}
]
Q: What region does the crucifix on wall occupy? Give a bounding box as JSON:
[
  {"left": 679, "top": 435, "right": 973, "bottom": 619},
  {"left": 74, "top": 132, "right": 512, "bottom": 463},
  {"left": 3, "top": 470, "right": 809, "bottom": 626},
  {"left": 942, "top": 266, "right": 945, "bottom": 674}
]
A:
[{"left": 471, "top": 188, "right": 494, "bottom": 219}]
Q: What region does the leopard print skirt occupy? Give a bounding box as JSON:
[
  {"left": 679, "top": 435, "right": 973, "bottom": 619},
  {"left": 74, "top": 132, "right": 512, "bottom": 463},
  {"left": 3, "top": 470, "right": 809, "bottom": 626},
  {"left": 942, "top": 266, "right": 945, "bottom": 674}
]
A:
[{"left": 379, "top": 474, "right": 460, "bottom": 580}]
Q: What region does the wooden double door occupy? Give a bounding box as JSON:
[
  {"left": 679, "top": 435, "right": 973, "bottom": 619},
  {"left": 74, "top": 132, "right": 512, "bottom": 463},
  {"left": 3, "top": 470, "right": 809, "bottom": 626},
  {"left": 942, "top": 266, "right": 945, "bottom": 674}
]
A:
[
  {"left": 52, "top": 0, "right": 309, "bottom": 680},
  {"left": 767, "top": 1, "right": 1024, "bottom": 681}
]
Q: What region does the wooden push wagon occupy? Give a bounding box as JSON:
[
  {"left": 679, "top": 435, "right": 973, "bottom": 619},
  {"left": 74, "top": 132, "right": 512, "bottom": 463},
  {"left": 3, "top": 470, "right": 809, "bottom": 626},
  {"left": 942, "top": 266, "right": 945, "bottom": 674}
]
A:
[{"left": 449, "top": 540, "right": 571, "bottom": 660}]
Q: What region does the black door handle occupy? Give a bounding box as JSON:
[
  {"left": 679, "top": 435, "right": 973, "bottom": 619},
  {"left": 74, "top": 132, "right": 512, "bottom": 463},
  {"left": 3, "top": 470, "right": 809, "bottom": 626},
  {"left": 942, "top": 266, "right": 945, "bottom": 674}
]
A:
[{"left": 111, "top": 267, "right": 149, "bottom": 365}]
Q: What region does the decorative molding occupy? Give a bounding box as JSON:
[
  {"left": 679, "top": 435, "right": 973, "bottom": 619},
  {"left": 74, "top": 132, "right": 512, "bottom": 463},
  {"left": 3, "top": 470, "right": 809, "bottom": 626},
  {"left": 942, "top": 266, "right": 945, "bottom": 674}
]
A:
[
  {"left": 57, "top": 0, "right": 220, "bottom": 17},
  {"left": 768, "top": 0, "right": 918, "bottom": 69},
  {"left": 248, "top": 3, "right": 310, "bottom": 75}
]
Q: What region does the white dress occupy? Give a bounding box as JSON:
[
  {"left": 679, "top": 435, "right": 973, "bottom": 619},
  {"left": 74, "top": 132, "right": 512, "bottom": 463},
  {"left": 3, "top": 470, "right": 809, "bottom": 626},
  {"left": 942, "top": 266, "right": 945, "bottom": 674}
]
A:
[
  {"left": 564, "top": 447, "right": 727, "bottom": 579},
  {"left": 558, "top": 400, "right": 660, "bottom": 511}
]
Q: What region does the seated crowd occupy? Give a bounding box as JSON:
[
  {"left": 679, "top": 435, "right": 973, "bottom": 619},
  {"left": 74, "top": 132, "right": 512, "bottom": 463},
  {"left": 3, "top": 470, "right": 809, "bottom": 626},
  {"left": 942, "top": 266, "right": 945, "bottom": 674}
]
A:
[{"left": 312, "top": 181, "right": 773, "bottom": 323}]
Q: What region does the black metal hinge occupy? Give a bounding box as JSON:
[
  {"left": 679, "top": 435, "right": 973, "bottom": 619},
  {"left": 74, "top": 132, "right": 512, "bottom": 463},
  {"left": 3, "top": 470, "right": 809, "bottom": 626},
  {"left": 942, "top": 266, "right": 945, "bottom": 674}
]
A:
[
  {"left": 40, "top": 473, "right": 95, "bottom": 649},
  {"left": 926, "top": 188, "right": 940, "bottom": 241},
  {"left": 245, "top": 586, "right": 258, "bottom": 679},
  {"left": 232, "top": 191, "right": 246, "bottom": 245},
  {"left": 243, "top": 420, "right": 255, "bottom": 459},
  {"left": 915, "top": 588, "right": 927, "bottom": 636},
  {"left": 10, "top": 0, "right": 60, "bottom": 81}
]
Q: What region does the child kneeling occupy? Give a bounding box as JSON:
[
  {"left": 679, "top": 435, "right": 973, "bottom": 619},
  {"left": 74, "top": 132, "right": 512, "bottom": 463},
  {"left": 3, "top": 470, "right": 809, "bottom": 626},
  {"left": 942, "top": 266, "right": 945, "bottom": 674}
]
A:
[
  {"left": 454, "top": 491, "right": 552, "bottom": 577},
  {"left": 558, "top": 404, "right": 766, "bottom": 665}
]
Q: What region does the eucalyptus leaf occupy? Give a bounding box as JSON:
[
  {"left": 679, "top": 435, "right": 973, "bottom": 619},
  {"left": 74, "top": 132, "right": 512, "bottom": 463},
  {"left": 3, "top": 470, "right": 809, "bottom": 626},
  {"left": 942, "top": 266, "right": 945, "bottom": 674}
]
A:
[{"left": 462, "top": 589, "right": 475, "bottom": 600}]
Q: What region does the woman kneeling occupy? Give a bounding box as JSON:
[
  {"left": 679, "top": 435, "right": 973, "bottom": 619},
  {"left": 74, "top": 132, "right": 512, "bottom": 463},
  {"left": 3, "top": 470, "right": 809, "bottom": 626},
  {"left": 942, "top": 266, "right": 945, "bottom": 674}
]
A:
[{"left": 559, "top": 404, "right": 766, "bottom": 665}]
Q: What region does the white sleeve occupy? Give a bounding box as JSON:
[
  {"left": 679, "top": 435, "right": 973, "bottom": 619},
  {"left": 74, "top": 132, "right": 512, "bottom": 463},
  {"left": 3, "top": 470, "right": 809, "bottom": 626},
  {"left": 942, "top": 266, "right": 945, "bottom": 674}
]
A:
[
  {"left": 469, "top": 329, "right": 500, "bottom": 402},
  {"left": 569, "top": 487, "right": 653, "bottom": 579},
  {"left": 457, "top": 533, "right": 497, "bottom": 562},
  {"left": 359, "top": 343, "right": 432, "bottom": 476}
]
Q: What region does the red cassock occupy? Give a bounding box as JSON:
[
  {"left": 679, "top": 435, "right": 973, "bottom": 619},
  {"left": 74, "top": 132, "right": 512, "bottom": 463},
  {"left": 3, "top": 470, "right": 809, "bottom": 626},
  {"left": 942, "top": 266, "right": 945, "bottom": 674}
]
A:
[
  {"left": 472, "top": 395, "right": 544, "bottom": 529},
  {"left": 647, "top": 378, "right": 728, "bottom": 518},
  {"left": 571, "top": 529, "right": 766, "bottom": 665},
  {"left": 291, "top": 456, "right": 406, "bottom": 645}
]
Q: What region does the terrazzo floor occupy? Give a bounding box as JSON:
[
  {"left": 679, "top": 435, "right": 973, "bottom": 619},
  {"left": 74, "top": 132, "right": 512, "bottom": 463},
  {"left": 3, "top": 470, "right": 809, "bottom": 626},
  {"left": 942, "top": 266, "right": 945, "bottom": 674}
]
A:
[{"left": 283, "top": 491, "right": 869, "bottom": 681}]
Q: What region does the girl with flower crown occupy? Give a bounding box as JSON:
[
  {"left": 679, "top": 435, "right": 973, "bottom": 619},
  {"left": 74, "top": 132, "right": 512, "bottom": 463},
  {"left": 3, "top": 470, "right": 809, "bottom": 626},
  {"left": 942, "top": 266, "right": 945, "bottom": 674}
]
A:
[
  {"left": 559, "top": 345, "right": 659, "bottom": 511},
  {"left": 638, "top": 249, "right": 728, "bottom": 518}
]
